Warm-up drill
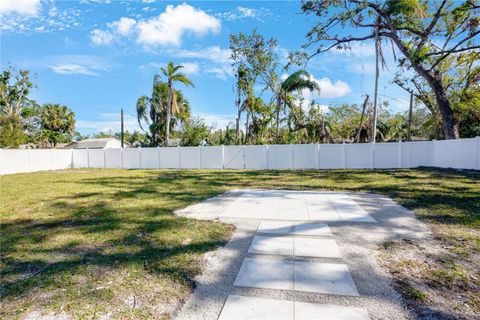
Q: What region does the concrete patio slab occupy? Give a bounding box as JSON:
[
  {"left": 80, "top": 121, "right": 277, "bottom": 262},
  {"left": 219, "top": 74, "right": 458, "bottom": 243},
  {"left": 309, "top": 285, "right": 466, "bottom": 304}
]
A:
[
  {"left": 294, "top": 302, "right": 369, "bottom": 320},
  {"left": 294, "top": 238, "right": 342, "bottom": 258},
  {"left": 234, "top": 258, "right": 294, "bottom": 290},
  {"left": 218, "top": 295, "right": 370, "bottom": 320},
  {"left": 219, "top": 295, "right": 293, "bottom": 320},
  {"left": 293, "top": 223, "right": 333, "bottom": 236},
  {"left": 218, "top": 190, "right": 376, "bottom": 222},
  {"left": 294, "top": 262, "right": 359, "bottom": 296},
  {"left": 248, "top": 236, "right": 294, "bottom": 256},
  {"left": 257, "top": 221, "right": 295, "bottom": 234}
]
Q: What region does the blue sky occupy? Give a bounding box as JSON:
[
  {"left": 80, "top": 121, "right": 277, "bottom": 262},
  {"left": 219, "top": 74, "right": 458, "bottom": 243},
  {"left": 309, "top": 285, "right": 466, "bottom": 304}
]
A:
[{"left": 1, "top": 0, "right": 409, "bottom": 135}]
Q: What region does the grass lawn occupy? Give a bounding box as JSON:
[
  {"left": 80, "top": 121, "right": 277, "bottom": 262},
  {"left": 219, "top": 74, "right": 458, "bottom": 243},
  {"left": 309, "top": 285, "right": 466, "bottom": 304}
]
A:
[{"left": 1, "top": 168, "right": 479, "bottom": 319}]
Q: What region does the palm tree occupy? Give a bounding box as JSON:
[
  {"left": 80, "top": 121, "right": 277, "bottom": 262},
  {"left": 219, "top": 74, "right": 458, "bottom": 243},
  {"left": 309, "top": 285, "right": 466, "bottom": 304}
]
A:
[
  {"left": 136, "top": 77, "right": 190, "bottom": 146},
  {"left": 161, "top": 62, "right": 194, "bottom": 146},
  {"left": 276, "top": 70, "right": 320, "bottom": 143}
]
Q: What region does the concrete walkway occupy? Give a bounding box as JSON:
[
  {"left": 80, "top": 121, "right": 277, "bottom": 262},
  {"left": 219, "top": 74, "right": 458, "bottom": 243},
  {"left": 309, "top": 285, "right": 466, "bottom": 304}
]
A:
[{"left": 175, "top": 190, "right": 430, "bottom": 320}]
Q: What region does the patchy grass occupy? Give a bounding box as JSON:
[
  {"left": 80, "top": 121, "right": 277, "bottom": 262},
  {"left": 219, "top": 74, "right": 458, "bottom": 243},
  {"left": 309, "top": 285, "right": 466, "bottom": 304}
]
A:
[{"left": 1, "top": 168, "right": 479, "bottom": 319}]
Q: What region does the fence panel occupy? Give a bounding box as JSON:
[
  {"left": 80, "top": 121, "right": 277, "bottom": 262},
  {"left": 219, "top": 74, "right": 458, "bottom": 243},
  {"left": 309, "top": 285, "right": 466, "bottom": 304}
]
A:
[
  {"left": 159, "top": 147, "right": 179, "bottom": 169},
  {"left": 2, "top": 138, "right": 479, "bottom": 174},
  {"left": 179, "top": 147, "right": 200, "bottom": 169},
  {"left": 267, "top": 145, "right": 292, "bottom": 169},
  {"left": 105, "top": 148, "right": 122, "bottom": 168},
  {"left": 88, "top": 149, "right": 104, "bottom": 168},
  {"left": 292, "top": 144, "right": 318, "bottom": 169},
  {"left": 200, "top": 146, "right": 223, "bottom": 169},
  {"left": 29, "top": 150, "right": 54, "bottom": 172},
  {"left": 245, "top": 145, "right": 267, "bottom": 169},
  {"left": 374, "top": 143, "right": 400, "bottom": 168},
  {"left": 1, "top": 150, "right": 30, "bottom": 174},
  {"left": 434, "top": 138, "right": 477, "bottom": 169},
  {"left": 140, "top": 148, "right": 159, "bottom": 169},
  {"left": 346, "top": 144, "right": 371, "bottom": 169},
  {"left": 224, "top": 146, "right": 244, "bottom": 169},
  {"left": 72, "top": 149, "right": 88, "bottom": 168},
  {"left": 318, "top": 144, "right": 344, "bottom": 169},
  {"left": 51, "top": 149, "right": 73, "bottom": 170},
  {"left": 122, "top": 148, "right": 140, "bottom": 169}
]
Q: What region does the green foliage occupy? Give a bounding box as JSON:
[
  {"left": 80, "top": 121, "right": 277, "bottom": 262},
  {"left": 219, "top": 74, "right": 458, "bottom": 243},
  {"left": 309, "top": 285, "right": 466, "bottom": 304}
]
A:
[
  {"left": 136, "top": 75, "right": 191, "bottom": 146},
  {"left": 179, "top": 117, "right": 211, "bottom": 146},
  {"left": 0, "top": 114, "right": 26, "bottom": 148},
  {"left": 38, "top": 104, "right": 75, "bottom": 147},
  {"left": 0, "top": 67, "right": 36, "bottom": 116}
]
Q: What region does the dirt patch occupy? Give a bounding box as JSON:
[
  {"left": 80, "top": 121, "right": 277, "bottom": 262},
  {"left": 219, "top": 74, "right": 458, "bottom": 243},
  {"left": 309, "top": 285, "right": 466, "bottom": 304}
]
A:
[{"left": 378, "top": 237, "right": 479, "bottom": 320}]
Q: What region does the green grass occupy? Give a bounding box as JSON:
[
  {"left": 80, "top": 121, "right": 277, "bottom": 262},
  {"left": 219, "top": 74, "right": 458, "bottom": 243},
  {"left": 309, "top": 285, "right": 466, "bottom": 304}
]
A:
[{"left": 1, "top": 168, "right": 479, "bottom": 319}]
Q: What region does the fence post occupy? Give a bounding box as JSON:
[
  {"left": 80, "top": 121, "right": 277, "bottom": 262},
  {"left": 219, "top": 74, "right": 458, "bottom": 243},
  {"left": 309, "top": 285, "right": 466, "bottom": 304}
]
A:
[
  {"left": 103, "top": 149, "right": 106, "bottom": 169},
  {"left": 157, "top": 146, "right": 161, "bottom": 169},
  {"left": 177, "top": 145, "right": 181, "bottom": 169},
  {"left": 243, "top": 145, "right": 246, "bottom": 169},
  {"left": 342, "top": 142, "right": 346, "bottom": 169},
  {"left": 316, "top": 144, "right": 320, "bottom": 169},
  {"left": 199, "top": 146, "right": 203, "bottom": 169},
  {"left": 120, "top": 147, "right": 124, "bottom": 169},
  {"left": 27, "top": 148, "right": 31, "bottom": 173},
  {"left": 221, "top": 145, "right": 225, "bottom": 170},
  {"left": 86, "top": 147, "right": 90, "bottom": 168},
  {"left": 290, "top": 144, "right": 294, "bottom": 170},
  {"left": 370, "top": 142, "right": 374, "bottom": 169},
  {"left": 431, "top": 139, "right": 437, "bottom": 167},
  {"left": 476, "top": 136, "right": 480, "bottom": 170},
  {"left": 398, "top": 139, "right": 403, "bottom": 168},
  {"left": 265, "top": 144, "right": 269, "bottom": 170},
  {"left": 138, "top": 147, "right": 142, "bottom": 169}
]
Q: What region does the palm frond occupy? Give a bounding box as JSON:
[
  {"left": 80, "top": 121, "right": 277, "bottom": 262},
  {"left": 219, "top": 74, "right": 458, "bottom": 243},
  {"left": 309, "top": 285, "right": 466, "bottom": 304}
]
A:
[{"left": 136, "top": 95, "right": 150, "bottom": 131}]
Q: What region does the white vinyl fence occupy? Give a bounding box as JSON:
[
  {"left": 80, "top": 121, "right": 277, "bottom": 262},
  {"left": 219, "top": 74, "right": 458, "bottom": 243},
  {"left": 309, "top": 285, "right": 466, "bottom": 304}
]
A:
[{"left": 1, "top": 137, "right": 479, "bottom": 175}]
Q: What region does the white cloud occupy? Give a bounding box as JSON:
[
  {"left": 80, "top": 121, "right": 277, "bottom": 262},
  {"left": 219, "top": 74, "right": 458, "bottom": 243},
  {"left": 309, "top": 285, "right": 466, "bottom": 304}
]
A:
[
  {"left": 204, "top": 67, "right": 230, "bottom": 80},
  {"left": 177, "top": 46, "right": 231, "bottom": 63},
  {"left": 312, "top": 77, "right": 351, "bottom": 98},
  {"left": 180, "top": 62, "right": 200, "bottom": 75},
  {"left": 48, "top": 55, "right": 110, "bottom": 76},
  {"left": 49, "top": 64, "right": 99, "bottom": 76},
  {"left": 136, "top": 3, "right": 220, "bottom": 47},
  {"left": 108, "top": 17, "right": 136, "bottom": 36},
  {"left": 0, "top": 0, "right": 40, "bottom": 16},
  {"left": 217, "top": 6, "right": 263, "bottom": 21},
  {"left": 77, "top": 113, "right": 140, "bottom": 134},
  {"left": 195, "top": 113, "right": 236, "bottom": 130},
  {"left": 176, "top": 46, "right": 233, "bottom": 80},
  {"left": 237, "top": 7, "right": 255, "bottom": 18},
  {"left": 90, "top": 29, "right": 114, "bottom": 45}
]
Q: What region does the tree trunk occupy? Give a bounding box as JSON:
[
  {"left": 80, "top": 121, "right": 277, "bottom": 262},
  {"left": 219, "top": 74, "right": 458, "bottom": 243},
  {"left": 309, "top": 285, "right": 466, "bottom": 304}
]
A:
[
  {"left": 372, "top": 22, "right": 380, "bottom": 143},
  {"left": 235, "top": 87, "right": 241, "bottom": 139},
  {"left": 355, "top": 95, "right": 369, "bottom": 143},
  {"left": 275, "top": 94, "right": 281, "bottom": 144},
  {"left": 407, "top": 92, "right": 413, "bottom": 141},
  {"left": 244, "top": 111, "right": 250, "bottom": 144},
  {"left": 428, "top": 73, "right": 459, "bottom": 139},
  {"left": 387, "top": 32, "right": 459, "bottom": 139},
  {"left": 165, "top": 83, "right": 172, "bottom": 147}
]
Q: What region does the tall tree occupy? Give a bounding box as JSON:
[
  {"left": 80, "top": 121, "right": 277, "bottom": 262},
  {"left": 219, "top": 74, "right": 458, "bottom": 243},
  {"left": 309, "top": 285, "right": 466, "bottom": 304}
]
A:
[
  {"left": 39, "top": 104, "right": 75, "bottom": 147},
  {"left": 160, "top": 62, "right": 194, "bottom": 147},
  {"left": 136, "top": 77, "right": 190, "bottom": 146},
  {"left": 0, "top": 67, "right": 38, "bottom": 148},
  {"left": 301, "top": 0, "right": 479, "bottom": 139}
]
